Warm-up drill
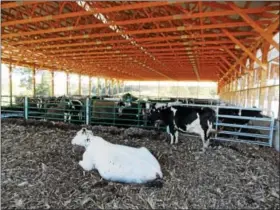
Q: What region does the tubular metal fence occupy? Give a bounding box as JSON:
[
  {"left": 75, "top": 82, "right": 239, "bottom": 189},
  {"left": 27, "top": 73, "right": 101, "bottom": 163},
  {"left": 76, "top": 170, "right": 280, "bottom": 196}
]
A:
[{"left": 1, "top": 95, "right": 277, "bottom": 147}]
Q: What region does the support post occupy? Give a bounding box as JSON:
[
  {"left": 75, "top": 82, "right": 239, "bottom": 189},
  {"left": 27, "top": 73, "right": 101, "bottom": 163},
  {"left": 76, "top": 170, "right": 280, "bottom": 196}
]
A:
[
  {"left": 24, "top": 96, "right": 28, "bottom": 120},
  {"left": 78, "top": 74, "right": 81, "bottom": 95},
  {"left": 88, "top": 77, "right": 92, "bottom": 96},
  {"left": 104, "top": 79, "right": 108, "bottom": 95},
  {"left": 111, "top": 80, "right": 114, "bottom": 96},
  {"left": 32, "top": 65, "right": 36, "bottom": 97},
  {"left": 66, "top": 72, "right": 69, "bottom": 96},
  {"left": 138, "top": 81, "right": 140, "bottom": 98},
  {"left": 51, "top": 71, "right": 54, "bottom": 96},
  {"left": 116, "top": 80, "right": 120, "bottom": 95},
  {"left": 157, "top": 82, "right": 160, "bottom": 99},
  {"left": 97, "top": 77, "right": 100, "bottom": 96},
  {"left": 196, "top": 81, "right": 199, "bottom": 98},
  {"left": 85, "top": 97, "right": 89, "bottom": 125},
  {"left": 9, "top": 62, "right": 13, "bottom": 106}
]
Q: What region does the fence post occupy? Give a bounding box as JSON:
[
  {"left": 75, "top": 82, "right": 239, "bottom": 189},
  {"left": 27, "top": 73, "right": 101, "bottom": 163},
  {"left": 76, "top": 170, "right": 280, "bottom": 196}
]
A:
[
  {"left": 215, "top": 105, "right": 219, "bottom": 139},
  {"left": 85, "top": 97, "right": 89, "bottom": 125},
  {"left": 24, "top": 96, "right": 28, "bottom": 120}
]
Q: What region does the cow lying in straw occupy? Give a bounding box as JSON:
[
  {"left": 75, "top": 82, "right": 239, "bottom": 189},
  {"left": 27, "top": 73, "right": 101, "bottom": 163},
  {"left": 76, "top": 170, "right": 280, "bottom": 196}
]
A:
[{"left": 71, "top": 128, "right": 163, "bottom": 186}]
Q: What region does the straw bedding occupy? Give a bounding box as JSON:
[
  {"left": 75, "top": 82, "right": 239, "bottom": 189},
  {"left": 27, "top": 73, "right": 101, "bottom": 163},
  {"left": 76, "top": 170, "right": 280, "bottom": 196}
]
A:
[{"left": 1, "top": 119, "right": 279, "bottom": 209}]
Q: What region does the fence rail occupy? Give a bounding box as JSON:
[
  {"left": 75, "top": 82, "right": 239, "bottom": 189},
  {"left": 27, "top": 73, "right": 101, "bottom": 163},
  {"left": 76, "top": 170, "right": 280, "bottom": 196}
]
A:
[{"left": 1, "top": 95, "right": 277, "bottom": 147}]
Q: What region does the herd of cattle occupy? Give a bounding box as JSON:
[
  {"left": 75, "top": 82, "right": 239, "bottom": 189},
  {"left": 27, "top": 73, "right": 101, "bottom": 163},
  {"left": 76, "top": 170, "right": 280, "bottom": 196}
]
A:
[{"left": 2, "top": 94, "right": 266, "bottom": 150}]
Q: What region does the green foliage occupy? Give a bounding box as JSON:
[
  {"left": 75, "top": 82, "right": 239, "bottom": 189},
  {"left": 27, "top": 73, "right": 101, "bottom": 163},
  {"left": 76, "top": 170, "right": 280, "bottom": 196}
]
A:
[
  {"left": 36, "top": 72, "right": 51, "bottom": 96},
  {"left": 14, "top": 67, "right": 32, "bottom": 91}
]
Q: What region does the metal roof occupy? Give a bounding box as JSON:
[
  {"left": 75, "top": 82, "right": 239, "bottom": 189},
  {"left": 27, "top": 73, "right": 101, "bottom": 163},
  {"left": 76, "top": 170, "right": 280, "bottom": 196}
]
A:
[{"left": 1, "top": 1, "right": 279, "bottom": 83}]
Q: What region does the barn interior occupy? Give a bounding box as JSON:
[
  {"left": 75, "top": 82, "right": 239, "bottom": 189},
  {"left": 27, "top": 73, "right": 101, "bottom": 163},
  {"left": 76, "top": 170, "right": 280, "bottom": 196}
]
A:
[{"left": 1, "top": 1, "right": 280, "bottom": 209}]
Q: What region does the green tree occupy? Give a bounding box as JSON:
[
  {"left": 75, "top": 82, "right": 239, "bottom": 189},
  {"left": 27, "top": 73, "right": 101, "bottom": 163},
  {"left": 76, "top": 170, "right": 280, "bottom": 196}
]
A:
[
  {"left": 36, "top": 71, "right": 51, "bottom": 96},
  {"left": 15, "top": 67, "right": 32, "bottom": 91}
]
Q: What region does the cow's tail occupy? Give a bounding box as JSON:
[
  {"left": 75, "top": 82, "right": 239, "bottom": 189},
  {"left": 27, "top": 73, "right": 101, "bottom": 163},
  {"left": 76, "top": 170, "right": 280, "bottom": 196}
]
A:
[{"left": 144, "top": 173, "right": 164, "bottom": 188}]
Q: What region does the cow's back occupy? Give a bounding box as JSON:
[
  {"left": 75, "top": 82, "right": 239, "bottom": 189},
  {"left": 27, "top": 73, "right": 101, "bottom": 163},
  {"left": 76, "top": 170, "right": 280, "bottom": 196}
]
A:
[
  {"left": 173, "top": 107, "right": 199, "bottom": 125},
  {"left": 96, "top": 144, "right": 162, "bottom": 184}
]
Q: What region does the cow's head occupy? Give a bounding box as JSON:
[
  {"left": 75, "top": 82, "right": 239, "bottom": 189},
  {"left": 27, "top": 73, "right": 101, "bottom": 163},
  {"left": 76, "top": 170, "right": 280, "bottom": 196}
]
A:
[
  {"left": 149, "top": 106, "right": 169, "bottom": 130},
  {"left": 71, "top": 128, "right": 93, "bottom": 148}
]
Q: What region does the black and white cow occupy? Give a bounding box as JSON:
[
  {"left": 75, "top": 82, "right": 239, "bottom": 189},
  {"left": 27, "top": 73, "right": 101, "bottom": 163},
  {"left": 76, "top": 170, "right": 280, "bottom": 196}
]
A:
[
  {"left": 44, "top": 96, "right": 75, "bottom": 122},
  {"left": 116, "top": 102, "right": 149, "bottom": 126},
  {"left": 150, "top": 105, "right": 217, "bottom": 152},
  {"left": 71, "top": 99, "right": 84, "bottom": 122}
]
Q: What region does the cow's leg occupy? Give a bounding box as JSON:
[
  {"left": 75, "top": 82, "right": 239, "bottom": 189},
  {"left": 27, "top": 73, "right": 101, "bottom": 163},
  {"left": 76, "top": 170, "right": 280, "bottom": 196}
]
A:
[
  {"left": 79, "top": 150, "right": 94, "bottom": 171},
  {"left": 201, "top": 133, "right": 207, "bottom": 153},
  {"left": 69, "top": 112, "right": 72, "bottom": 123},
  {"left": 168, "top": 124, "right": 176, "bottom": 145},
  {"left": 64, "top": 112, "right": 67, "bottom": 122},
  {"left": 166, "top": 125, "right": 173, "bottom": 144},
  {"left": 174, "top": 130, "right": 179, "bottom": 144},
  {"left": 78, "top": 111, "right": 82, "bottom": 121},
  {"left": 79, "top": 160, "right": 92, "bottom": 171}
]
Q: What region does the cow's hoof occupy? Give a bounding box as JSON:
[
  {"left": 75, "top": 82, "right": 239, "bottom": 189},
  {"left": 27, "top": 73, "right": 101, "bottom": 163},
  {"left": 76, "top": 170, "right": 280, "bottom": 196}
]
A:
[{"left": 194, "top": 151, "right": 204, "bottom": 156}]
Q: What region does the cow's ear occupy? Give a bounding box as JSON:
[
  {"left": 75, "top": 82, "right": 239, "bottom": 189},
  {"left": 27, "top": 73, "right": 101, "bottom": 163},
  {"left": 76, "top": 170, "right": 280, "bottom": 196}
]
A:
[{"left": 82, "top": 128, "right": 86, "bottom": 134}]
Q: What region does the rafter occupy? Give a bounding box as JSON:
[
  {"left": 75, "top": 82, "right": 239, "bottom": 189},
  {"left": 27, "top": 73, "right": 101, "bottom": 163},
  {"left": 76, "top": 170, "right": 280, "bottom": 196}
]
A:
[
  {"left": 1, "top": 1, "right": 279, "bottom": 82},
  {"left": 1, "top": 2, "right": 178, "bottom": 27},
  {"left": 1, "top": 1, "right": 47, "bottom": 9},
  {"left": 219, "top": 18, "right": 279, "bottom": 83},
  {"left": 223, "top": 47, "right": 250, "bottom": 73},
  {"left": 227, "top": 1, "right": 279, "bottom": 51},
  {"left": 2, "top": 6, "right": 276, "bottom": 39},
  {"left": 223, "top": 29, "right": 267, "bottom": 71}
]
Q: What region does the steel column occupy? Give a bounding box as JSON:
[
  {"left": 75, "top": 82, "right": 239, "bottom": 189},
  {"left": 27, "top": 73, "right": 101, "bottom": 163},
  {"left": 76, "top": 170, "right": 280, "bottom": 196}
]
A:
[
  {"left": 24, "top": 96, "right": 28, "bottom": 120},
  {"left": 32, "top": 65, "right": 36, "bottom": 97},
  {"left": 66, "top": 72, "right": 69, "bottom": 96},
  {"left": 89, "top": 77, "right": 92, "bottom": 96},
  {"left": 9, "top": 62, "right": 13, "bottom": 106},
  {"left": 78, "top": 74, "right": 81, "bottom": 95},
  {"left": 97, "top": 77, "right": 100, "bottom": 96},
  {"left": 51, "top": 71, "right": 54, "bottom": 96}
]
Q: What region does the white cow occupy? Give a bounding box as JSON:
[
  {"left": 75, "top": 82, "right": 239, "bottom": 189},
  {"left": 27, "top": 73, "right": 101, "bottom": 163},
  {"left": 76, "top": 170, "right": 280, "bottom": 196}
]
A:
[{"left": 71, "top": 128, "right": 163, "bottom": 184}]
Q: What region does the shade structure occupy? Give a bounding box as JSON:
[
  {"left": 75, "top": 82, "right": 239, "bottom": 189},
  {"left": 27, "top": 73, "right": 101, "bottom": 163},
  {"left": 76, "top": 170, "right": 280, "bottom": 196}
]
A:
[{"left": 1, "top": 1, "right": 279, "bottom": 84}]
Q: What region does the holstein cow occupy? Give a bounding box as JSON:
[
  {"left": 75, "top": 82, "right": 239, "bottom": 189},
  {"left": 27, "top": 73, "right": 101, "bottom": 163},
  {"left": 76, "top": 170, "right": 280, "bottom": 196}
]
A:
[
  {"left": 116, "top": 101, "right": 149, "bottom": 126},
  {"left": 150, "top": 105, "right": 217, "bottom": 152},
  {"left": 44, "top": 96, "right": 75, "bottom": 122},
  {"left": 72, "top": 128, "right": 163, "bottom": 187},
  {"left": 71, "top": 99, "right": 84, "bottom": 122}
]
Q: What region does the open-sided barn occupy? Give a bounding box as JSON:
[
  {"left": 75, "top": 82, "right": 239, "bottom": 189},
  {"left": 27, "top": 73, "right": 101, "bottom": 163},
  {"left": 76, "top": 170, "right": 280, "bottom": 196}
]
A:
[{"left": 1, "top": 1, "right": 279, "bottom": 209}]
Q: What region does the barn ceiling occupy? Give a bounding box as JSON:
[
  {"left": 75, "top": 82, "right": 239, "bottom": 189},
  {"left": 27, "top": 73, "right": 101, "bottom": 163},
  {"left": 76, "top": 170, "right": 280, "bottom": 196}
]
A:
[{"left": 1, "top": 1, "right": 279, "bottom": 82}]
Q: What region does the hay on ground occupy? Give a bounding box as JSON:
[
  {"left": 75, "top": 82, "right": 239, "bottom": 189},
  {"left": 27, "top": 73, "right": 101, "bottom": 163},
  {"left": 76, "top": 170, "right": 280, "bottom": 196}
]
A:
[{"left": 1, "top": 119, "right": 279, "bottom": 209}]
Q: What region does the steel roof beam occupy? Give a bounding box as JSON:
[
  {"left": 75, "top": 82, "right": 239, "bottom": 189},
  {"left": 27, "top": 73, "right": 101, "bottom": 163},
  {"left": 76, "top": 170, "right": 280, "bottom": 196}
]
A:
[
  {"left": 227, "top": 1, "right": 279, "bottom": 51},
  {"left": 7, "top": 31, "right": 258, "bottom": 46},
  {"left": 2, "top": 6, "right": 277, "bottom": 39},
  {"left": 219, "top": 18, "right": 279, "bottom": 83},
  {"left": 1, "top": 1, "right": 48, "bottom": 9},
  {"left": 1, "top": 2, "right": 175, "bottom": 27},
  {"left": 223, "top": 46, "right": 250, "bottom": 73},
  {"left": 38, "top": 45, "right": 237, "bottom": 54}
]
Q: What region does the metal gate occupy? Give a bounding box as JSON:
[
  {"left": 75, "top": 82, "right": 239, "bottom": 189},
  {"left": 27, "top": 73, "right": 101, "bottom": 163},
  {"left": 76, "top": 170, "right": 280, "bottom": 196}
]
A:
[
  {"left": 1, "top": 96, "right": 276, "bottom": 147},
  {"left": 213, "top": 106, "right": 275, "bottom": 147},
  {"left": 183, "top": 104, "right": 275, "bottom": 147}
]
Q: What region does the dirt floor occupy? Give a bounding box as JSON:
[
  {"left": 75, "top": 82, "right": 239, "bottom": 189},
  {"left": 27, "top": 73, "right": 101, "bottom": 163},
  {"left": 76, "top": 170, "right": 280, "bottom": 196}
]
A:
[{"left": 1, "top": 119, "right": 279, "bottom": 209}]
